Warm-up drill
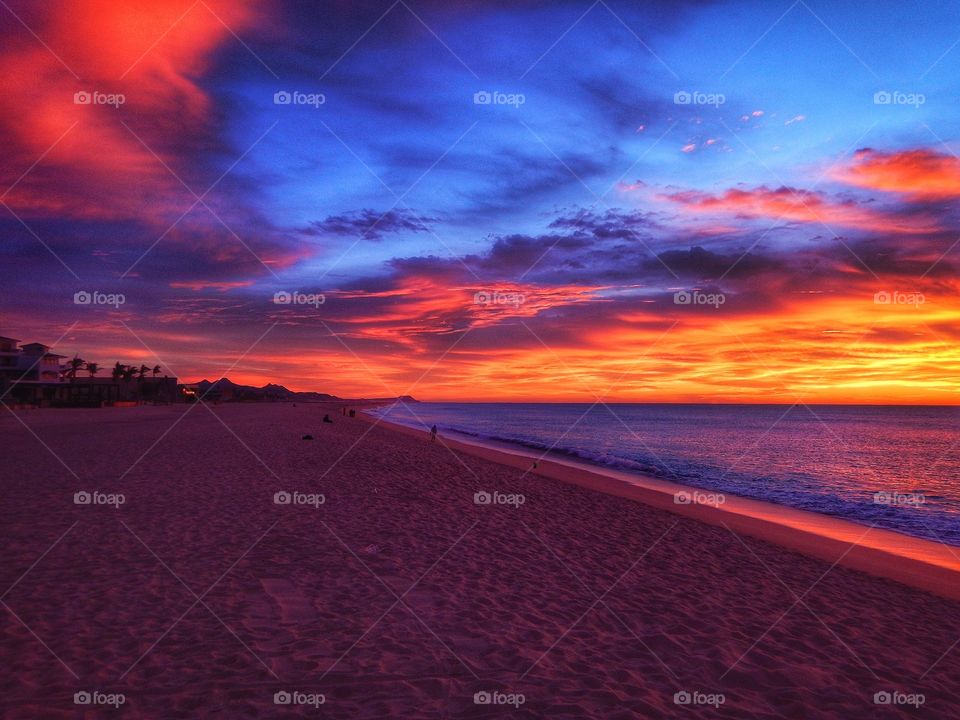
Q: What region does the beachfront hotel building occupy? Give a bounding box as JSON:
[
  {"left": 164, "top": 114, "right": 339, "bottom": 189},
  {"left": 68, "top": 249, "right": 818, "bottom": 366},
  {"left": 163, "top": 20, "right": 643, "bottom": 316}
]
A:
[
  {"left": 18, "top": 342, "right": 67, "bottom": 383},
  {"left": 0, "top": 336, "right": 179, "bottom": 407},
  {"left": 0, "top": 336, "right": 20, "bottom": 383}
]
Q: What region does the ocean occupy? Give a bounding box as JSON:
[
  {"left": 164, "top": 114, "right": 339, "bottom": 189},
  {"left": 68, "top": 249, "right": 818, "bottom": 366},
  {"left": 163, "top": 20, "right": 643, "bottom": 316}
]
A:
[{"left": 369, "top": 402, "right": 960, "bottom": 546}]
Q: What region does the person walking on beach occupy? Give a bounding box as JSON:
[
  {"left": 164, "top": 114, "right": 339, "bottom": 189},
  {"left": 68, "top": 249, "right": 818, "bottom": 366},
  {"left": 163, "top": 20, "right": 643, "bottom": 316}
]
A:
[{"left": 430, "top": 425, "right": 438, "bottom": 443}]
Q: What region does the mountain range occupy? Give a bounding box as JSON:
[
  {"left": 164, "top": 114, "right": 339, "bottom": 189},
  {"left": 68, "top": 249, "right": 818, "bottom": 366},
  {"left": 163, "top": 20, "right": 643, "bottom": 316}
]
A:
[{"left": 193, "top": 378, "right": 416, "bottom": 403}]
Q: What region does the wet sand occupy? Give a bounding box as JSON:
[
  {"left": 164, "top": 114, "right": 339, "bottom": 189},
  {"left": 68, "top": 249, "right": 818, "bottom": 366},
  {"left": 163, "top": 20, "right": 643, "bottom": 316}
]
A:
[
  {"left": 374, "top": 418, "right": 960, "bottom": 601},
  {"left": 1, "top": 403, "right": 959, "bottom": 718}
]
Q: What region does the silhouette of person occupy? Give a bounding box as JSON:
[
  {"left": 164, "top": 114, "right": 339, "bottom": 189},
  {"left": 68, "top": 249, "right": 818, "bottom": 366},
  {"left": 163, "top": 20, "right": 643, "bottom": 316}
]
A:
[
  {"left": 430, "top": 425, "right": 438, "bottom": 442},
  {"left": 323, "top": 414, "right": 333, "bottom": 423}
]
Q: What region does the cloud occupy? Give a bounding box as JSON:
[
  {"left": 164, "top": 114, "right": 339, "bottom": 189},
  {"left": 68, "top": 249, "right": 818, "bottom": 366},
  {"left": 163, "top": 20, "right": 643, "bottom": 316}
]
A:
[
  {"left": 661, "top": 185, "right": 939, "bottom": 234},
  {"left": 0, "top": 0, "right": 263, "bottom": 222},
  {"left": 835, "top": 148, "right": 960, "bottom": 200},
  {"left": 304, "top": 208, "right": 437, "bottom": 241},
  {"left": 169, "top": 280, "right": 256, "bottom": 291}
]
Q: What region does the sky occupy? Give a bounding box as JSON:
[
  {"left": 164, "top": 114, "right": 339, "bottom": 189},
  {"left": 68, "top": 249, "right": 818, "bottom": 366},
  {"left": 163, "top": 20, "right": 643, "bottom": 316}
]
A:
[{"left": 1, "top": 0, "right": 959, "bottom": 403}]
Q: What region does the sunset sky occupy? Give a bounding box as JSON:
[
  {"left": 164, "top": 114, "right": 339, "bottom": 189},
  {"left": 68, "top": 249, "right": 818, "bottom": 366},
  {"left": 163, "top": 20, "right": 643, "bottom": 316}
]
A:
[{"left": 2, "top": 0, "right": 959, "bottom": 402}]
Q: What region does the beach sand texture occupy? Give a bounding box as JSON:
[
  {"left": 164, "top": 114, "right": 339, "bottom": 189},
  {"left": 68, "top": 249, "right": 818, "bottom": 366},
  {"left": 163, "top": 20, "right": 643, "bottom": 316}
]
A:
[{"left": 1, "top": 403, "right": 959, "bottom": 718}]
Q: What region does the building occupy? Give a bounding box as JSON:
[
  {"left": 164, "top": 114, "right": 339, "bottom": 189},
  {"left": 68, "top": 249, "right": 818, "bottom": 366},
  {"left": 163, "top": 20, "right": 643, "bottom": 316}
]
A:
[
  {"left": 0, "top": 336, "right": 179, "bottom": 407},
  {"left": 0, "top": 339, "right": 66, "bottom": 405},
  {"left": 0, "top": 336, "right": 21, "bottom": 384},
  {"left": 18, "top": 343, "right": 67, "bottom": 383}
]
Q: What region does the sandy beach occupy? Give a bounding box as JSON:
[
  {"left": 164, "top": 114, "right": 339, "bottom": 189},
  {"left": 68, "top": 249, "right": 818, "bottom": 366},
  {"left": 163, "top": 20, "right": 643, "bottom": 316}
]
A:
[{"left": 2, "top": 402, "right": 959, "bottom": 718}]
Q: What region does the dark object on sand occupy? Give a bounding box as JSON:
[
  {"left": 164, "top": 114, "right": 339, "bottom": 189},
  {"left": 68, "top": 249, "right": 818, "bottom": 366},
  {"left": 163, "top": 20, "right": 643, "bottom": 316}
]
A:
[
  {"left": 323, "top": 414, "right": 333, "bottom": 423},
  {"left": 302, "top": 434, "right": 314, "bottom": 440},
  {"left": 430, "top": 425, "right": 438, "bottom": 442},
  {"left": 349, "top": 409, "right": 356, "bottom": 417}
]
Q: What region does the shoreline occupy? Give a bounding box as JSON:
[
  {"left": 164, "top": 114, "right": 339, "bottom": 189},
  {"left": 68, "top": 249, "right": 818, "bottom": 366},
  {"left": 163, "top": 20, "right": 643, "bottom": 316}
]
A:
[{"left": 364, "top": 411, "right": 960, "bottom": 602}]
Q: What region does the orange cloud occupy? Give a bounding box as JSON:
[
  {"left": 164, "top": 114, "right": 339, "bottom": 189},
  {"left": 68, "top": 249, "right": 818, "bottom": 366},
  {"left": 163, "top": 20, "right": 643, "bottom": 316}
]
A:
[
  {"left": 835, "top": 148, "right": 960, "bottom": 200},
  {"left": 662, "top": 186, "right": 938, "bottom": 234},
  {"left": 327, "top": 276, "right": 604, "bottom": 347}
]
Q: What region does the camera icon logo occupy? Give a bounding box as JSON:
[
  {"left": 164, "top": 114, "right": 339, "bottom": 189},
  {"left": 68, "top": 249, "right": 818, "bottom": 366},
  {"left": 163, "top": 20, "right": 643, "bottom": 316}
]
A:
[
  {"left": 274, "top": 91, "right": 292, "bottom": 105},
  {"left": 873, "top": 290, "right": 891, "bottom": 304},
  {"left": 74, "top": 491, "right": 92, "bottom": 505},
  {"left": 673, "top": 91, "right": 692, "bottom": 105},
  {"left": 74, "top": 691, "right": 92, "bottom": 704},
  {"left": 473, "top": 691, "right": 492, "bottom": 704},
  {"left": 673, "top": 290, "right": 692, "bottom": 305},
  {"left": 74, "top": 290, "right": 92, "bottom": 305},
  {"left": 273, "top": 291, "right": 292, "bottom": 305},
  {"left": 873, "top": 691, "right": 892, "bottom": 705},
  {"left": 473, "top": 91, "right": 492, "bottom": 105},
  {"left": 74, "top": 91, "right": 92, "bottom": 105},
  {"left": 674, "top": 691, "right": 692, "bottom": 705},
  {"left": 274, "top": 491, "right": 292, "bottom": 505},
  {"left": 873, "top": 90, "right": 891, "bottom": 105},
  {"left": 274, "top": 690, "right": 292, "bottom": 705},
  {"left": 673, "top": 491, "right": 691, "bottom": 505},
  {"left": 473, "top": 491, "right": 492, "bottom": 505}
]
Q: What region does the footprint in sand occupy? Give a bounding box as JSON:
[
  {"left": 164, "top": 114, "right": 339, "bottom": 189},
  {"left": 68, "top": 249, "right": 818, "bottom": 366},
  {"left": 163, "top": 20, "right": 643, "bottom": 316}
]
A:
[{"left": 260, "top": 578, "right": 317, "bottom": 623}]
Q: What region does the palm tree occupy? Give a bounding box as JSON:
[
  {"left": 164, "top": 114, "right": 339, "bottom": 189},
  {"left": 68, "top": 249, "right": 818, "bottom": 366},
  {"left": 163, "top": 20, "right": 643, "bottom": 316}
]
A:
[
  {"left": 120, "top": 365, "right": 137, "bottom": 403},
  {"left": 150, "top": 365, "right": 163, "bottom": 404},
  {"left": 86, "top": 362, "right": 99, "bottom": 404},
  {"left": 135, "top": 365, "right": 150, "bottom": 403},
  {"left": 66, "top": 355, "right": 85, "bottom": 383},
  {"left": 110, "top": 361, "right": 125, "bottom": 404}
]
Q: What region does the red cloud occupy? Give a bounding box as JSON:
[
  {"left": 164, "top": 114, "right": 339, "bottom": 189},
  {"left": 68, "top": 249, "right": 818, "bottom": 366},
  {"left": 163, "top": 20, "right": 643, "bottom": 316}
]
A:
[
  {"left": 835, "top": 148, "right": 960, "bottom": 200},
  {"left": 662, "top": 185, "right": 938, "bottom": 235},
  {"left": 0, "top": 0, "right": 260, "bottom": 220}
]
